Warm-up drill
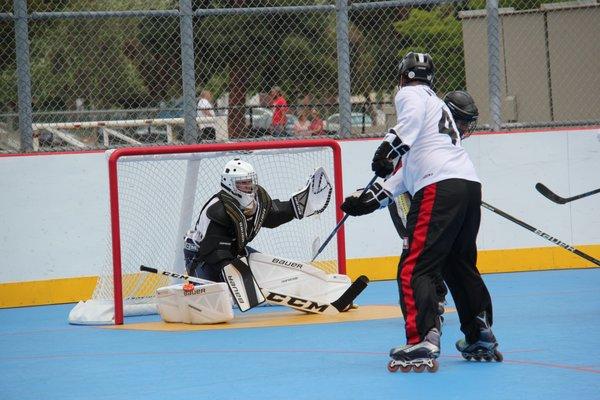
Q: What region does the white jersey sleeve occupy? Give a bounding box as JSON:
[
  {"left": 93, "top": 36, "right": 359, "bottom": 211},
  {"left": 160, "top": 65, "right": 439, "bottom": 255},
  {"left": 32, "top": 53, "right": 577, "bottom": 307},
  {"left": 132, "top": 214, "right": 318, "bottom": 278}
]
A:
[
  {"left": 386, "top": 89, "right": 427, "bottom": 148},
  {"left": 381, "top": 169, "right": 408, "bottom": 198}
]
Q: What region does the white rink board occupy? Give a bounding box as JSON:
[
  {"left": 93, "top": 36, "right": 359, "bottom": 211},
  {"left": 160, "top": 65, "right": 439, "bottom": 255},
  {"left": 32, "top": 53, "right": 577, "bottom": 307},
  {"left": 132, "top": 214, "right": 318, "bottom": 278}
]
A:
[{"left": 1, "top": 128, "right": 599, "bottom": 282}]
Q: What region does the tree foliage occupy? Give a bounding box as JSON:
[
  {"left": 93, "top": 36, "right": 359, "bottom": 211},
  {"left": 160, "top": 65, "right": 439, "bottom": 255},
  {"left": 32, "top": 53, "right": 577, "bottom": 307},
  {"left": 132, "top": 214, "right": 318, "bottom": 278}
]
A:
[{"left": 0, "top": 0, "right": 509, "bottom": 115}]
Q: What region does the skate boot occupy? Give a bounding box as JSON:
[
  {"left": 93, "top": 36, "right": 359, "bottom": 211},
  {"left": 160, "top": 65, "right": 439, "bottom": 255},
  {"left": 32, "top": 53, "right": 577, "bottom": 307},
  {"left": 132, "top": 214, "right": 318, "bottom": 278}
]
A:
[
  {"left": 456, "top": 327, "right": 503, "bottom": 362},
  {"left": 387, "top": 328, "right": 440, "bottom": 373}
]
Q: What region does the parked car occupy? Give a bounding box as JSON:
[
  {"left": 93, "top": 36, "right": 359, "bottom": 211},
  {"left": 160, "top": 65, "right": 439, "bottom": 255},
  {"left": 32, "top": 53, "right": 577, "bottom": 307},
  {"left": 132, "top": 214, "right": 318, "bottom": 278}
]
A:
[
  {"left": 325, "top": 112, "right": 373, "bottom": 132},
  {"left": 245, "top": 107, "right": 298, "bottom": 136}
]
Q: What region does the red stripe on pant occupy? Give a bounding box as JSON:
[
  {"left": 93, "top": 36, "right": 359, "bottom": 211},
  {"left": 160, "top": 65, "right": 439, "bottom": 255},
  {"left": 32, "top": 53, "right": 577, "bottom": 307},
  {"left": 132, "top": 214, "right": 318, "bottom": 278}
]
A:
[{"left": 400, "top": 183, "right": 437, "bottom": 344}]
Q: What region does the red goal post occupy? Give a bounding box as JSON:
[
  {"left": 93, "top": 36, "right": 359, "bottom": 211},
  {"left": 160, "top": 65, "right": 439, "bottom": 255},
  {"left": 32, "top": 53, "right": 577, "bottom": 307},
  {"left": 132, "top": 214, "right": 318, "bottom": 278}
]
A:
[{"left": 95, "top": 139, "right": 345, "bottom": 325}]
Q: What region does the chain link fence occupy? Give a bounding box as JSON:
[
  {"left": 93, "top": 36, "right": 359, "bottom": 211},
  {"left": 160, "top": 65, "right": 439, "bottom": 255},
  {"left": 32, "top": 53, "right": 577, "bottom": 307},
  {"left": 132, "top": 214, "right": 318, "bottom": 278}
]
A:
[{"left": 0, "top": 0, "right": 598, "bottom": 152}]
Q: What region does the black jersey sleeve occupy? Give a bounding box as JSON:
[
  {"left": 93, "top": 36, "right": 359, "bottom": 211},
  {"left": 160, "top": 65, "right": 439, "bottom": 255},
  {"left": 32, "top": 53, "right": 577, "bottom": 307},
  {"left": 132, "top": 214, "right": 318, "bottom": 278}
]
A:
[{"left": 263, "top": 199, "right": 296, "bottom": 228}]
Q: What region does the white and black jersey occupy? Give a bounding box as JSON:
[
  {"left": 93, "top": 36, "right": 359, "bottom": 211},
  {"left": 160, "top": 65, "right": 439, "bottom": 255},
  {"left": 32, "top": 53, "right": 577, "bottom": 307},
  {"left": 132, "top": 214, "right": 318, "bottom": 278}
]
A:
[
  {"left": 183, "top": 186, "right": 296, "bottom": 281},
  {"left": 384, "top": 85, "right": 479, "bottom": 196}
]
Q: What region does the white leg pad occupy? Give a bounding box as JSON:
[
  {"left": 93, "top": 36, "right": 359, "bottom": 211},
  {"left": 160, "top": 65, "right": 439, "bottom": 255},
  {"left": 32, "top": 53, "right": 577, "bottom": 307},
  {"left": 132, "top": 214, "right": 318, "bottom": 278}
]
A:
[
  {"left": 248, "top": 252, "right": 351, "bottom": 304},
  {"left": 156, "top": 283, "right": 234, "bottom": 324}
]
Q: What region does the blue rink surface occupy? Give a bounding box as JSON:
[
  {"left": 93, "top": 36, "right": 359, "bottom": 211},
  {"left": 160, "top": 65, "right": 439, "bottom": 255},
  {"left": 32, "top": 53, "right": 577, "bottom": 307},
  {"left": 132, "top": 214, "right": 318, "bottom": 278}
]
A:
[{"left": 1, "top": 269, "right": 599, "bottom": 400}]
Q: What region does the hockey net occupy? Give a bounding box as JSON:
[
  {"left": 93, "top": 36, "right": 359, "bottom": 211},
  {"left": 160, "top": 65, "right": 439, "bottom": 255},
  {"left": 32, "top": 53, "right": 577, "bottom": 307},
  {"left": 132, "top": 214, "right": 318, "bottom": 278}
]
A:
[{"left": 69, "top": 139, "right": 345, "bottom": 325}]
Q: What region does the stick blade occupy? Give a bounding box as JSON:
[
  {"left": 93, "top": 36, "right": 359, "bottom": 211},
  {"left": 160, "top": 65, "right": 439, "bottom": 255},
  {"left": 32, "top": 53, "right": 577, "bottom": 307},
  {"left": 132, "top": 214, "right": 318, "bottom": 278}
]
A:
[
  {"left": 331, "top": 275, "right": 369, "bottom": 312},
  {"left": 140, "top": 265, "right": 157, "bottom": 274},
  {"left": 535, "top": 183, "right": 567, "bottom": 204}
]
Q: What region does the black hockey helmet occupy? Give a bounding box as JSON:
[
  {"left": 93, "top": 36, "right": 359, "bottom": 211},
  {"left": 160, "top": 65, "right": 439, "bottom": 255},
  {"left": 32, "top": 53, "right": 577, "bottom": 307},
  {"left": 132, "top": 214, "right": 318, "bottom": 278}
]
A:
[
  {"left": 398, "top": 52, "right": 434, "bottom": 85},
  {"left": 444, "top": 90, "right": 479, "bottom": 137}
]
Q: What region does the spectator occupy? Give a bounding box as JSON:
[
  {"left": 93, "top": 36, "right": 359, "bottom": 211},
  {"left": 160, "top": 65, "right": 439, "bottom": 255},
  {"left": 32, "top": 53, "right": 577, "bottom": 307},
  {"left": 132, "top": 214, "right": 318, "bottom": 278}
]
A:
[
  {"left": 270, "top": 86, "right": 288, "bottom": 137},
  {"left": 293, "top": 112, "right": 311, "bottom": 137},
  {"left": 197, "top": 90, "right": 216, "bottom": 140},
  {"left": 297, "top": 93, "right": 312, "bottom": 117},
  {"left": 308, "top": 108, "right": 325, "bottom": 136},
  {"left": 197, "top": 90, "right": 215, "bottom": 118}
]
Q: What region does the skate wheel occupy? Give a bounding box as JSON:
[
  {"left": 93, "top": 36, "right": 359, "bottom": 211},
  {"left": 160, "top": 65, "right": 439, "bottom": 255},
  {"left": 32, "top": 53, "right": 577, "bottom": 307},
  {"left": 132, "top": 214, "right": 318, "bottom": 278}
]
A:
[
  {"left": 400, "top": 365, "right": 412, "bottom": 373},
  {"left": 427, "top": 360, "right": 439, "bottom": 373},
  {"left": 494, "top": 350, "right": 504, "bottom": 362},
  {"left": 483, "top": 355, "right": 493, "bottom": 362},
  {"left": 387, "top": 360, "right": 399, "bottom": 372},
  {"left": 473, "top": 355, "right": 482, "bottom": 362},
  {"left": 462, "top": 354, "right": 471, "bottom": 361},
  {"left": 413, "top": 364, "right": 426, "bottom": 373}
]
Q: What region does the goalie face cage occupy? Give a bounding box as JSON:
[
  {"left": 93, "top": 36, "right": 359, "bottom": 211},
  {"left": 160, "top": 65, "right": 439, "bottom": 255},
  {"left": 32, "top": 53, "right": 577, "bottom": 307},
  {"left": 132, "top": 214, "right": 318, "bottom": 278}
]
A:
[{"left": 103, "top": 139, "right": 344, "bottom": 325}]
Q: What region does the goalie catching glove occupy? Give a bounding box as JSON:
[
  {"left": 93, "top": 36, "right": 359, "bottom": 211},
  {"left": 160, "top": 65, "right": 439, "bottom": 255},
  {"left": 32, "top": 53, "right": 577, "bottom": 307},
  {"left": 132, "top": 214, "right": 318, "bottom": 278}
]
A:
[
  {"left": 341, "top": 182, "right": 394, "bottom": 216},
  {"left": 291, "top": 167, "right": 333, "bottom": 219}
]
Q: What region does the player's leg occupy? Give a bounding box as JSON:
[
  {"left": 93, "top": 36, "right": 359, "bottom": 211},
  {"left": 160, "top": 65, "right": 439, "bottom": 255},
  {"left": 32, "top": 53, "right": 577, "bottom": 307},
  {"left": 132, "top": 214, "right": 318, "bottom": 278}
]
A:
[
  {"left": 184, "top": 238, "right": 224, "bottom": 282},
  {"left": 390, "top": 180, "right": 467, "bottom": 372},
  {"left": 443, "top": 181, "right": 501, "bottom": 361}
]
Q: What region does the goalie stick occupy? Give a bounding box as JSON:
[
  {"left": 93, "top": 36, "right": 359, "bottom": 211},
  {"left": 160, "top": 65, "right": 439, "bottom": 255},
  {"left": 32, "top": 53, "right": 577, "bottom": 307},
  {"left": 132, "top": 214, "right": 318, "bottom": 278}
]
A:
[
  {"left": 481, "top": 202, "right": 600, "bottom": 267},
  {"left": 311, "top": 175, "right": 378, "bottom": 262},
  {"left": 535, "top": 183, "right": 600, "bottom": 205},
  {"left": 140, "top": 265, "right": 370, "bottom": 315}
]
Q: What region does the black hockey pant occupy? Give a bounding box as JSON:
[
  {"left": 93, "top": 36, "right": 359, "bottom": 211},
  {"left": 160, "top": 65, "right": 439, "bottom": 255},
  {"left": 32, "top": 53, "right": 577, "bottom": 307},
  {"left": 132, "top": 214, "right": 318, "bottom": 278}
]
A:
[{"left": 397, "top": 179, "right": 492, "bottom": 345}]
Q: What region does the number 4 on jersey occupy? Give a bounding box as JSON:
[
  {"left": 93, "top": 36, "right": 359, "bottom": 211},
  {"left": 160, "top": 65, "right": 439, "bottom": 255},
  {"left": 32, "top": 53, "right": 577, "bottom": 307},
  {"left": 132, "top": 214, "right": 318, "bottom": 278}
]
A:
[{"left": 438, "top": 109, "right": 459, "bottom": 145}]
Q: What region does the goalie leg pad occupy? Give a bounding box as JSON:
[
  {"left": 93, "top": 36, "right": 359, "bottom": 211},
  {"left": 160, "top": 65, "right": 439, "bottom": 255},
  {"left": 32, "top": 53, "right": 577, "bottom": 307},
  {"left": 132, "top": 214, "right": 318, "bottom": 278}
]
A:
[
  {"left": 156, "top": 283, "right": 234, "bottom": 324},
  {"left": 222, "top": 257, "right": 266, "bottom": 312},
  {"left": 248, "top": 252, "right": 352, "bottom": 306}
]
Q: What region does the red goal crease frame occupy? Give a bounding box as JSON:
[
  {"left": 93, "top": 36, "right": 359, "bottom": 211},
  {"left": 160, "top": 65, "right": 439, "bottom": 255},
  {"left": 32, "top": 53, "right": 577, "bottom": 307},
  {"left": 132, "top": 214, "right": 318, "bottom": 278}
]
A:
[{"left": 107, "top": 139, "right": 346, "bottom": 324}]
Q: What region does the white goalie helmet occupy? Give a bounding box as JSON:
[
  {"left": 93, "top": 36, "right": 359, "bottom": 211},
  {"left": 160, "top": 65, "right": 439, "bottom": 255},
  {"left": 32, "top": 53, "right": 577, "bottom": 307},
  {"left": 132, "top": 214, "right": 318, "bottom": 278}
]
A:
[{"left": 221, "top": 158, "right": 258, "bottom": 209}]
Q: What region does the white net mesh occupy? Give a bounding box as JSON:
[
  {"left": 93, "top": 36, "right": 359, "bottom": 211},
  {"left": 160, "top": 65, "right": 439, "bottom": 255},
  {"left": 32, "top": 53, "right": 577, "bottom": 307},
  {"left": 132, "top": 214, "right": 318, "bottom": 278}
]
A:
[{"left": 84, "top": 142, "right": 341, "bottom": 322}]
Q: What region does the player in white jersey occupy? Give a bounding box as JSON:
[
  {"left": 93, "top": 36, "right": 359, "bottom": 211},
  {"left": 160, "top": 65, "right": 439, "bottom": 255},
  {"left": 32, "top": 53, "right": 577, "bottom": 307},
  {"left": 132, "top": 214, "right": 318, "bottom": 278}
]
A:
[{"left": 342, "top": 53, "right": 500, "bottom": 372}]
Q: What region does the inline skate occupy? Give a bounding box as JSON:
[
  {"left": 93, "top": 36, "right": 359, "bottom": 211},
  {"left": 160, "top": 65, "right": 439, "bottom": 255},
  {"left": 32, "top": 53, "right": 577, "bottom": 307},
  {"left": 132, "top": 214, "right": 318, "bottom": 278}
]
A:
[
  {"left": 456, "top": 313, "right": 503, "bottom": 362},
  {"left": 387, "top": 328, "right": 440, "bottom": 373}
]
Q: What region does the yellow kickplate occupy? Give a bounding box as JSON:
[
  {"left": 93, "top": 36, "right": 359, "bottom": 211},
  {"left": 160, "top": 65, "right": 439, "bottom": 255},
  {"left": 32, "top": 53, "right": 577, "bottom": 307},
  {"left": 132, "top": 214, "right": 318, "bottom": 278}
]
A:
[{"left": 105, "top": 305, "right": 456, "bottom": 332}]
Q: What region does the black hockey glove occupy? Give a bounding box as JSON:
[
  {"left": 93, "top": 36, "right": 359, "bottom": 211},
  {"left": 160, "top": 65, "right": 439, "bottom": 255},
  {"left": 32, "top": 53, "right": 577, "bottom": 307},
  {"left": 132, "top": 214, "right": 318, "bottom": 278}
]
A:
[
  {"left": 341, "top": 195, "right": 376, "bottom": 216},
  {"left": 371, "top": 142, "right": 395, "bottom": 178},
  {"left": 372, "top": 131, "right": 411, "bottom": 178},
  {"left": 341, "top": 182, "right": 392, "bottom": 216}
]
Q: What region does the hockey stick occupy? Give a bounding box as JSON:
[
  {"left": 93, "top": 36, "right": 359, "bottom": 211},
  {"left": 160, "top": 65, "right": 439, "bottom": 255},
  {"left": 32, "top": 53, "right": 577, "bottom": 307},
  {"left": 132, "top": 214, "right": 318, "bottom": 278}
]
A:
[
  {"left": 140, "top": 265, "right": 370, "bottom": 315},
  {"left": 535, "top": 183, "right": 600, "bottom": 204},
  {"left": 481, "top": 202, "right": 600, "bottom": 267},
  {"left": 311, "top": 175, "right": 378, "bottom": 262},
  {"left": 140, "top": 265, "right": 213, "bottom": 284}
]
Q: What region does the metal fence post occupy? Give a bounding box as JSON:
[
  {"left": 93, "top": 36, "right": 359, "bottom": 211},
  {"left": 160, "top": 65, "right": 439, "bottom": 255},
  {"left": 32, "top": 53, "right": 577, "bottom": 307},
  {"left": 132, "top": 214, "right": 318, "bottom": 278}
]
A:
[
  {"left": 486, "top": 0, "right": 502, "bottom": 131},
  {"left": 179, "top": 0, "right": 197, "bottom": 144},
  {"left": 336, "top": 0, "right": 352, "bottom": 137},
  {"left": 13, "top": 0, "right": 33, "bottom": 151}
]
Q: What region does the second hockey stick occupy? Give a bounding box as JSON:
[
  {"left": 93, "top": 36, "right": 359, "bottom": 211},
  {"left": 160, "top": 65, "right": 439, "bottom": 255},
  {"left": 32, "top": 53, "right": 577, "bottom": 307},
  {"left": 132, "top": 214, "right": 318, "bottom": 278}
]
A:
[
  {"left": 311, "top": 175, "right": 378, "bottom": 262},
  {"left": 481, "top": 202, "right": 600, "bottom": 267},
  {"left": 535, "top": 183, "right": 600, "bottom": 204},
  {"left": 140, "top": 265, "right": 370, "bottom": 315}
]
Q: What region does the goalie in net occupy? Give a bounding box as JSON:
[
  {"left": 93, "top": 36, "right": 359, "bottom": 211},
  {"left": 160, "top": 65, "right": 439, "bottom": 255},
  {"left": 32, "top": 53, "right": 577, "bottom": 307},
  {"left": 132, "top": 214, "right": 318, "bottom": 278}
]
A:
[{"left": 153, "top": 158, "right": 368, "bottom": 324}]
